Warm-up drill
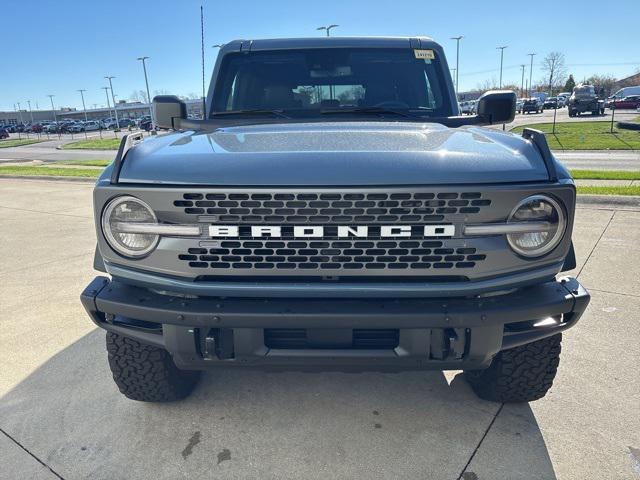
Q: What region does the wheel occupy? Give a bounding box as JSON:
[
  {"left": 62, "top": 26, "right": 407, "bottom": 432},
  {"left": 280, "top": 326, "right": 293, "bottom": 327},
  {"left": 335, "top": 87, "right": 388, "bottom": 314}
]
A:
[
  {"left": 464, "top": 334, "right": 562, "bottom": 403},
  {"left": 106, "top": 332, "right": 200, "bottom": 402}
]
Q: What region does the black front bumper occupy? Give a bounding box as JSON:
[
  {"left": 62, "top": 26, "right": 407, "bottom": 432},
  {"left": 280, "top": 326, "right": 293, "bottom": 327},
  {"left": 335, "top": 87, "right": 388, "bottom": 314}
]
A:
[{"left": 81, "top": 276, "right": 589, "bottom": 371}]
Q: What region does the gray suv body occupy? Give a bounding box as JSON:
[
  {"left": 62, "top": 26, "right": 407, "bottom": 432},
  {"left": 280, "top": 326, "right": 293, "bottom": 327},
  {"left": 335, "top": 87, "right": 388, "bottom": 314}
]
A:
[{"left": 81, "top": 36, "right": 589, "bottom": 403}]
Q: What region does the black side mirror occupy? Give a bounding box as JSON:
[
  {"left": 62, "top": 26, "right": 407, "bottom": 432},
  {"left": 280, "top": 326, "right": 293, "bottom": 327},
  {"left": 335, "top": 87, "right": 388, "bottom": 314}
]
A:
[
  {"left": 476, "top": 90, "right": 516, "bottom": 124},
  {"left": 153, "top": 95, "right": 186, "bottom": 129}
]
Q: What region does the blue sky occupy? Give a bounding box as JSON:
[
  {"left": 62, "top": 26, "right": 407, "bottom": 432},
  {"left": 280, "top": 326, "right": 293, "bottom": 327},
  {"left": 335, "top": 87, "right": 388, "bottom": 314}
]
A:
[{"left": 1, "top": 0, "right": 638, "bottom": 112}]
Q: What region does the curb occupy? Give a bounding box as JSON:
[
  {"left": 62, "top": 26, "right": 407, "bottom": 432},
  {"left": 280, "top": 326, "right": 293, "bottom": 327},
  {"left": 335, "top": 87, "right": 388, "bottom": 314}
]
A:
[
  {"left": 0, "top": 175, "right": 96, "bottom": 183},
  {"left": 577, "top": 194, "right": 640, "bottom": 209}
]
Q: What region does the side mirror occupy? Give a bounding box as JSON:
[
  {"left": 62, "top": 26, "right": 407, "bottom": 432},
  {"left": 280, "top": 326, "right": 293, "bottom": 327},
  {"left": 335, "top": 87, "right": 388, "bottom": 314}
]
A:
[
  {"left": 476, "top": 90, "right": 516, "bottom": 124},
  {"left": 153, "top": 95, "right": 186, "bottom": 129}
]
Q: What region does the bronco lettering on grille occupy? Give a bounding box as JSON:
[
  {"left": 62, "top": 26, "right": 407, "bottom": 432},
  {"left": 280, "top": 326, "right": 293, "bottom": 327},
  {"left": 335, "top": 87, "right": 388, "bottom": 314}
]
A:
[{"left": 208, "top": 225, "right": 455, "bottom": 238}]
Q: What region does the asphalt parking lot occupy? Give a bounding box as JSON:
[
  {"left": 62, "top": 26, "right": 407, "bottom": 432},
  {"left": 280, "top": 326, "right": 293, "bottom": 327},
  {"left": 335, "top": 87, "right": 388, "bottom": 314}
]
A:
[{"left": 0, "top": 179, "right": 639, "bottom": 480}]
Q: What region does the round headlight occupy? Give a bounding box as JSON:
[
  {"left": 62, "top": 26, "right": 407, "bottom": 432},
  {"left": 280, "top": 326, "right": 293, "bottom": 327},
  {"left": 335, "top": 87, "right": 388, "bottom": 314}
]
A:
[
  {"left": 507, "top": 195, "right": 566, "bottom": 258},
  {"left": 101, "top": 196, "right": 158, "bottom": 258}
]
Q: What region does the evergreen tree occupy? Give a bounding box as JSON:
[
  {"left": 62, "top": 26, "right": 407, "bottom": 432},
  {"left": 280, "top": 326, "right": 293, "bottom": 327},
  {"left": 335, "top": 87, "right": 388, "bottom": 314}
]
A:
[{"left": 563, "top": 75, "right": 576, "bottom": 92}]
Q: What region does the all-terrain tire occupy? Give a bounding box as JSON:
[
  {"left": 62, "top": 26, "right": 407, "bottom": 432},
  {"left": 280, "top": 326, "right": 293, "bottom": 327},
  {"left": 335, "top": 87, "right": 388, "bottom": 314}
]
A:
[
  {"left": 464, "top": 334, "right": 562, "bottom": 403},
  {"left": 106, "top": 332, "right": 200, "bottom": 402}
]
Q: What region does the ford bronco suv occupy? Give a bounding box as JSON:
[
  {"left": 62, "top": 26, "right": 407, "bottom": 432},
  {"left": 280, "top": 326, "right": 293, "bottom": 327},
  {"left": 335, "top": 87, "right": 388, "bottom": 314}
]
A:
[
  {"left": 81, "top": 37, "right": 589, "bottom": 403},
  {"left": 567, "top": 83, "right": 605, "bottom": 117}
]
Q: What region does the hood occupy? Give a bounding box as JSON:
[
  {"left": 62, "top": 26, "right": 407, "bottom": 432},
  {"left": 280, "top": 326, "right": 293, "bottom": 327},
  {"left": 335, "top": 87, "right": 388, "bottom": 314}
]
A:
[{"left": 117, "top": 122, "right": 550, "bottom": 186}]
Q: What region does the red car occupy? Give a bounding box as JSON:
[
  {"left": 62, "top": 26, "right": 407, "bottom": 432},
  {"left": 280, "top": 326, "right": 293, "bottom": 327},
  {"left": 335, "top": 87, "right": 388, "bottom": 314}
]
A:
[{"left": 609, "top": 95, "right": 640, "bottom": 109}]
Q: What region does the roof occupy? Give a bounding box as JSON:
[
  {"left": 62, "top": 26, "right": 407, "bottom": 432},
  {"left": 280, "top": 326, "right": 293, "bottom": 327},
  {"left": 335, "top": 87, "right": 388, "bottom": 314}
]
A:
[{"left": 220, "top": 36, "right": 440, "bottom": 53}]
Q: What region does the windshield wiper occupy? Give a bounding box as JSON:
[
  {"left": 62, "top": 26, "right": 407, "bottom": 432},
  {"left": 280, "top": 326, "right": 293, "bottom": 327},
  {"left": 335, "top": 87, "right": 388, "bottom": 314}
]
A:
[
  {"left": 320, "top": 106, "right": 423, "bottom": 119},
  {"left": 212, "top": 109, "right": 292, "bottom": 119}
]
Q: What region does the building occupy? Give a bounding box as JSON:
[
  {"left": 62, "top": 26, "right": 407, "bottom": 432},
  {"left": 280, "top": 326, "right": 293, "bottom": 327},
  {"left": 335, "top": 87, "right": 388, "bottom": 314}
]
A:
[
  {"left": 614, "top": 72, "right": 640, "bottom": 90},
  {"left": 0, "top": 99, "right": 204, "bottom": 126}
]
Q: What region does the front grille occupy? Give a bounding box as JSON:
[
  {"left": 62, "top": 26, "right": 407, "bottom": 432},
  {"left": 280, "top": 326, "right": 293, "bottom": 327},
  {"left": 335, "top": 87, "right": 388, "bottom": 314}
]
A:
[
  {"left": 264, "top": 329, "right": 400, "bottom": 349},
  {"left": 178, "top": 240, "right": 486, "bottom": 271},
  {"left": 173, "top": 191, "right": 491, "bottom": 224}
]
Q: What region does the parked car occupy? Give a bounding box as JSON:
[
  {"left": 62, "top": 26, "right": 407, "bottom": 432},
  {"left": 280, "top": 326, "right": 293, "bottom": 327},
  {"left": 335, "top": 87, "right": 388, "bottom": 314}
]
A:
[
  {"left": 521, "top": 98, "right": 542, "bottom": 114},
  {"left": 607, "top": 95, "right": 640, "bottom": 110},
  {"left": 0, "top": 128, "right": 9, "bottom": 139},
  {"left": 140, "top": 119, "right": 154, "bottom": 131},
  {"left": 82, "top": 36, "right": 590, "bottom": 405},
  {"left": 515, "top": 98, "right": 524, "bottom": 113},
  {"left": 45, "top": 122, "right": 61, "bottom": 133},
  {"left": 118, "top": 118, "right": 135, "bottom": 128},
  {"left": 103, "top": 118, "right": 118, "bottom": 129},
  {"left": 459, "top": 101, "right": 475, "bottom": 115},
  {"left": 543, "top": 97, "right": 559, "bottom": 109},
  {"left": 84, "top": 121, "right": 101, "bottom": 131}
]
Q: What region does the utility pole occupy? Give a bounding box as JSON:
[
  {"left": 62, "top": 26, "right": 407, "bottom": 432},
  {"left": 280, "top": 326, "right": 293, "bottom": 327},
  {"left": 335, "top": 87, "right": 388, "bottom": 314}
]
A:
[
  {"left": 496, "top": 46, "right": 507, "bottom": 88},
  {"left": 77, "top": 89, "right": 88, "bottom": 121},
  {"left": 47, "top": 95, "right": 57, "bottom": 122},
  {"left": 520, "top": 65, "right": 526, "bottom": 98},
  {"left": 317, "top": 24, "right": 339, "bottom": 36},
  {"left": 450, "top": 36, "right": 463, "bottom": 97},
  {"left": 528, "top": 53, "right": 536, "bottom": 97},
  {"left": 137, "top": 56, "right": 154, "bottom": 132},
  {"left": 105, "top": 76, "right": 120, "bottom": 126}
]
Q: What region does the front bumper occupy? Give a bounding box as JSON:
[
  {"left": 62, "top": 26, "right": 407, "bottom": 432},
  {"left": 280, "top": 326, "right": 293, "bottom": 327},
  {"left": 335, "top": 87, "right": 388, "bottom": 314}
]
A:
[{"left": 81, "top": 276, "right": 589, "bottom": 371}]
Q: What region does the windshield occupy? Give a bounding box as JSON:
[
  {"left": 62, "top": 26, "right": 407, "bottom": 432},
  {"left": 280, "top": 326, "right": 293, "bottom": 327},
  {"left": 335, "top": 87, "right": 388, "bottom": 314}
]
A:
[{"left": 211, "top": 48, "right": 452, "bottom": 118}]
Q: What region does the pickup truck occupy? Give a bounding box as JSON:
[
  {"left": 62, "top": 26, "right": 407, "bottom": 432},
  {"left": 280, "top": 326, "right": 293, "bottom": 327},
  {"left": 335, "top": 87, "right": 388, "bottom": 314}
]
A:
[{"left": 81, "top": 36, "right": 589, "bottom": 403}]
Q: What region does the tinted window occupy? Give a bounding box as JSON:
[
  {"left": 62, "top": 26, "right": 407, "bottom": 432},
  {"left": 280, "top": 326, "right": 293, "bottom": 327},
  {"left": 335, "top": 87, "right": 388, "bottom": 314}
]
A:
[{"left": 212, "top": 48, "right": 451, "bottom": 117}]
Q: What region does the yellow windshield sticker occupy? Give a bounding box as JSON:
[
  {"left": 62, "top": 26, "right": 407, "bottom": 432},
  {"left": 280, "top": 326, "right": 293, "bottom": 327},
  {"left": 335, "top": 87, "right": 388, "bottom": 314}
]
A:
[{"left": 414, "top": 49, "right": 435, "bottom": 60}]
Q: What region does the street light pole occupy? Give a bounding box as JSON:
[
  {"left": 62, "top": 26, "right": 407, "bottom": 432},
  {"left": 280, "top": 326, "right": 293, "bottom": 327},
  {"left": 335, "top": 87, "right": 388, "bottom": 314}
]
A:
[
  {"left": 77, "top": 89, "right": 88, "bottom": 121},
  {"left": 47, "top": 95, "right": 57, "bottom": 122},
  {"left": 102, "top": 86, "right": 113, "bottom": 119},
  {"left": 520, "top": 64, "right": 526, "bottom": 98},
  {"left": 105, "top": 76, "right": 120, "bottom": 127},
  {"left": 27, "top": 100, "right": 34, "bottom": 123},
  {"left": 317, "top": 24, "right": 339, "bottom": 36},
  {"left": 527, "top": 53, "right": 536, "bottom": 97},
  {"left": 136, "top": 56, "right": 154, "bottom": 126},
  {"left": 450, "top": 36, "right": 462, "bottom": 97},
  {"left": 496, "top": 46, "right": 507, "bottom": 88},
  {"left": 16, "top": 102, "right": 24, "bottom": 124}
]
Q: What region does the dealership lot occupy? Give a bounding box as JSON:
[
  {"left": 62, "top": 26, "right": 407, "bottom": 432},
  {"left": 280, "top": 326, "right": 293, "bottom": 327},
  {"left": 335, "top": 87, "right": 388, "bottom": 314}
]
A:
[{"left": 0, "top": 178, "right": 638, "bottom": 480}]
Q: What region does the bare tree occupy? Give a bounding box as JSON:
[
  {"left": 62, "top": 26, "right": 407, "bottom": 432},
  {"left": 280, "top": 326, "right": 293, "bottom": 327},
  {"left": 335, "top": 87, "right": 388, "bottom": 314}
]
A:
[
  {"left": 541, "top": 52, "right": 567, "bottom": 95},
  {"left": 129, "top": 90, "right": 149, "bottom": 103},
  {"left": 476, "top": 77, "right": 498, "bottom": 92},
  {"left": 586, "top": 74, "right": 618, "bottom": 96}
]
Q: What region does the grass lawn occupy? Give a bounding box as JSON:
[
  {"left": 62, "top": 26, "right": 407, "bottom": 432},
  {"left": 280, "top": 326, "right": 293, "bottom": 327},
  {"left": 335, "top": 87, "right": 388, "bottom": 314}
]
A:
[
  {"left": 0, "top": 139, "right": 43, "bottom": 148},
  {"left": 570, "top": 170, "right": 640, "bottom": 180},
  {"left": 61, "top": 138, "right": 121, "bottom": 150},
  {"left": 576, "top": 185, "right": 640, "bottom": 196},
  {"left": 57, "top": 159, "right": 111, "bottom": 167},
  {"left": 511, "top": 121, "right": 640, "bottom": 150},
  {"left": 1, "top": 165, "right": 638, "bottom": 196},
  {"left": 0, "top": 166, "right": 101, "bottom": 178}
]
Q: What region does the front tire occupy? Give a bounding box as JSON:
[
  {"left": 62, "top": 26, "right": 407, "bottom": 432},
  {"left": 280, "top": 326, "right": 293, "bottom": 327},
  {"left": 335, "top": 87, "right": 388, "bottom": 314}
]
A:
[
  {"left": 464, "top": 334, "right": 562, "bottom": 403},
  {"left": 106, "top": 332, "right": 200, "bottom": 402}
]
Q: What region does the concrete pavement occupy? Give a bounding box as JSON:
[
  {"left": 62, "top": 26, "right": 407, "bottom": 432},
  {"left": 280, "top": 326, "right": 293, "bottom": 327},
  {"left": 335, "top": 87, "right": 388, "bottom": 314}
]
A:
[{"left": 0, "top": 178, "right": 639, "bottom": 480}]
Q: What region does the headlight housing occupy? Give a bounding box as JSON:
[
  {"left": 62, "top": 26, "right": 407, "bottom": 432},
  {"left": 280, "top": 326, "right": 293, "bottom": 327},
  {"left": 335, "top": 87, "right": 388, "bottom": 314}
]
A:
[
  {"left": 507, "top": 195, "right": 566, "bottom": 257},
  {"left": 101, "top": 196, "right": 159, "bottom": 258}
]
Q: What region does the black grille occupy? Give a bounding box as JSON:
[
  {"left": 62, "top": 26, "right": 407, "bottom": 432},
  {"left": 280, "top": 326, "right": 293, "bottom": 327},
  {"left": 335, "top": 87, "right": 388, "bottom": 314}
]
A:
[
  {"left": 173, "top": 191, "right": 491, "bottom": 223},
  {"left": 264, "top": 329, "right": 400, "bottom": 349},
  {"left": 178, "top": 240, "right": 486, "bottom": 271}
]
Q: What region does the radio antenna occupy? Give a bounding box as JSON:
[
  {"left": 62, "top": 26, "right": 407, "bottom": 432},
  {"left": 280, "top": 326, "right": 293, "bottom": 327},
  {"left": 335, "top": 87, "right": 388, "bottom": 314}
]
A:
[{"left": 200, "top": 4, "right": 206, "bottom": 118}]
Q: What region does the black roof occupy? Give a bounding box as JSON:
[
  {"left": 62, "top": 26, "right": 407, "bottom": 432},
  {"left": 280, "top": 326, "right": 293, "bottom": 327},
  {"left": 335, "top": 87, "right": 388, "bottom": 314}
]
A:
[{"left": 220, "top": 36, "right": 440, "bottom": 53}]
